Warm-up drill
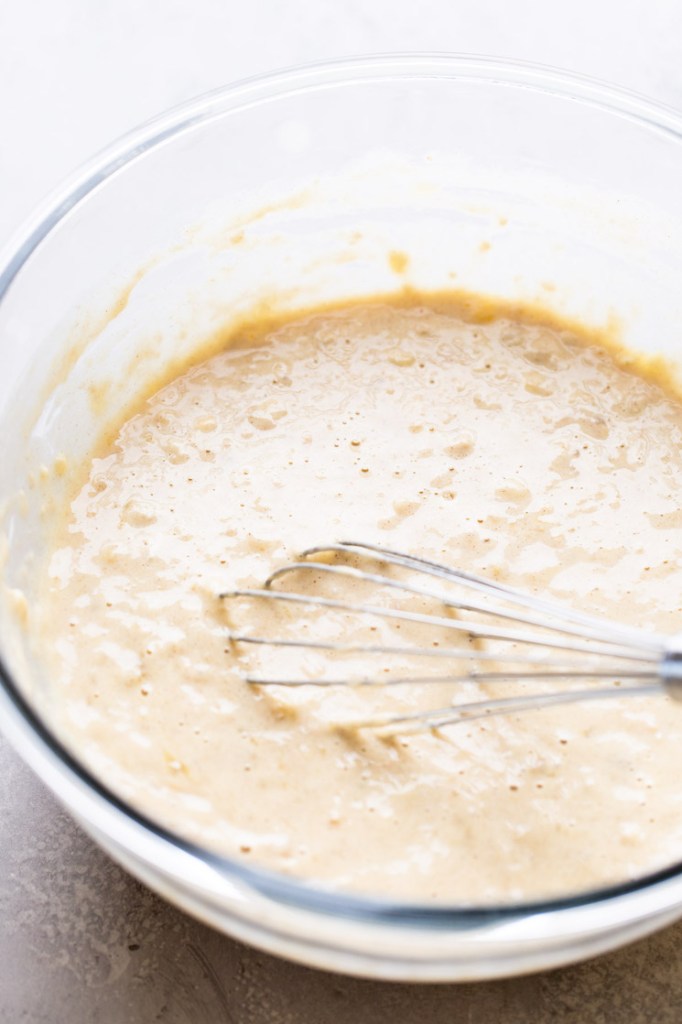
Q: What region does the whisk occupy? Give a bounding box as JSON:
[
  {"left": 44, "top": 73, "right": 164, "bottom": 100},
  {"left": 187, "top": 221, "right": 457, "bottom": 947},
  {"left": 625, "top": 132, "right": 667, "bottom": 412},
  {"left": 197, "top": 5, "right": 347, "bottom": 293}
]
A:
[{"left": 220, "top": 541, "right": 682, "bottom": 733}]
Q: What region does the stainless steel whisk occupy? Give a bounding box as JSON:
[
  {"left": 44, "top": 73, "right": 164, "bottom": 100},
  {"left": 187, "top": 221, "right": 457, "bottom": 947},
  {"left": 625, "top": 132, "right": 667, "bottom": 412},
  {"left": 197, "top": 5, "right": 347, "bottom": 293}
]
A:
[{"left": 220, "top": 541, "right": 682, "bottom": 732}]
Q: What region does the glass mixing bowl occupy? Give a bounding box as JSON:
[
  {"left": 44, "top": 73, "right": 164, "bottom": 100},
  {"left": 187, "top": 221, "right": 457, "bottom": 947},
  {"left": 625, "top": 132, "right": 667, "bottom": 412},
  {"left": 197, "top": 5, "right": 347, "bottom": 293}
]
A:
[{"left": 2, "top": 54, "right": 682, "bottom": 982}]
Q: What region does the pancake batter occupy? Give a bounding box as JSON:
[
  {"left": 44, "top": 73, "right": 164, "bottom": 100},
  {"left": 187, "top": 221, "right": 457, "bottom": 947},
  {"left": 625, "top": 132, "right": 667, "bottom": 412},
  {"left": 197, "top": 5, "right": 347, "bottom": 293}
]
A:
[{"left": 37, "top": 295, "right": 682, "bottom": 902}]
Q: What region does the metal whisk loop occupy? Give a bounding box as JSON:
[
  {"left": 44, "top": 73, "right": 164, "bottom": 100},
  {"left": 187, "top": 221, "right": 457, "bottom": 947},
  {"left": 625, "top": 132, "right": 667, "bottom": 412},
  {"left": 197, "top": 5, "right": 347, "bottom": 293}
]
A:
[
  {"left": 305, "top": 542, "right": 663, "bottom": 650},
  {"left": 363, "top": 684, "right": 663, "bottom": 735},
  {"left": 220, "top": 541, "right": 681, "bottom": 732}
]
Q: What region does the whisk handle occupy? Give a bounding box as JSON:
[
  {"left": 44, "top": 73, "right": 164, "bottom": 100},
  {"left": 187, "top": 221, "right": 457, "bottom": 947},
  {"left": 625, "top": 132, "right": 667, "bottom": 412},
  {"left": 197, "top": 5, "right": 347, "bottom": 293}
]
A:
[{"left": 662, "top": 638, "right": 682, "bottom": 699}]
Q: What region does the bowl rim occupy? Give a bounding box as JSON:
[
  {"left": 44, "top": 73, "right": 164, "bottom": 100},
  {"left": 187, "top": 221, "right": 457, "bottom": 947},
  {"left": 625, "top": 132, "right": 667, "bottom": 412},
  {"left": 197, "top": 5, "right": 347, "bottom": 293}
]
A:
[{"left": 3, "top": 51, "right": 682, "bottom": 933}]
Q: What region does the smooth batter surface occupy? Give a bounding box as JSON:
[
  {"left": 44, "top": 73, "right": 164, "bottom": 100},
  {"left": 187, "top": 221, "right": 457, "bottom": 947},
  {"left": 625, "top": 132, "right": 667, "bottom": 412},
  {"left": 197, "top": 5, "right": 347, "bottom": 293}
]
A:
[{"left": 37, "top": 298, "right": 682, "bottom": 902}]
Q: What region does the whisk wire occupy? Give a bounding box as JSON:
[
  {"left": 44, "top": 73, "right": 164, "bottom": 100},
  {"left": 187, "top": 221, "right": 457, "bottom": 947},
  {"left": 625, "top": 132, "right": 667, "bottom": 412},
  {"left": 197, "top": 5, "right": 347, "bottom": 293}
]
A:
[
  {"left": 363, "top": 683, "right": 663, "bottom": 734},
  {"left": 223, "top": 586, "right": 660, "bottom": 662},
  {"left": 265, "top": 559, "right": 656, "bottom": 651},
  {"left": 303, "top": 542, "right": 664, "bottom": 651}
]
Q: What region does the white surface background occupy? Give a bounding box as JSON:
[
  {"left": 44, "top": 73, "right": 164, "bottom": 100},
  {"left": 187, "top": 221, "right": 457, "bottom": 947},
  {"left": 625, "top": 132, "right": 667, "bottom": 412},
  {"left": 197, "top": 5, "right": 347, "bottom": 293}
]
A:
[{"left": 2, "top": 1, "right": 682, "bottom": 1021}]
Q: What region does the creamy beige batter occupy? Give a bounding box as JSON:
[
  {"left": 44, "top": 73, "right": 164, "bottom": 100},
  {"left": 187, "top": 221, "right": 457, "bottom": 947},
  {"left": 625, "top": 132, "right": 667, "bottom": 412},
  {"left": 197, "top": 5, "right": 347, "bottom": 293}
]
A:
[{"left": 37, "top": 296, "right": 682, "bottom": 902}]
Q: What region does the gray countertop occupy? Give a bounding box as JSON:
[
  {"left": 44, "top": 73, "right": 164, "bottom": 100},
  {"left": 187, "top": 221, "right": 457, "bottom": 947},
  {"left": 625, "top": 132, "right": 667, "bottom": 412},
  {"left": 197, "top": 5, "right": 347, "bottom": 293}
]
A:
[{"left": 4, "top": 1, "right": 682, "bottom": 1019}]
